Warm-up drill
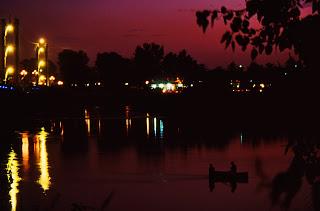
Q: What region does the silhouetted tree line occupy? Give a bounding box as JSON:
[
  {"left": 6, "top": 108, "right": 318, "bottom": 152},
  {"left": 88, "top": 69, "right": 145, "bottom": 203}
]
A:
[
  {"left": 55, "top": 43, "right": 205, "bottom": 88},
  {"left": 196, "top": 0, "right": 320, "bottom": 94}
]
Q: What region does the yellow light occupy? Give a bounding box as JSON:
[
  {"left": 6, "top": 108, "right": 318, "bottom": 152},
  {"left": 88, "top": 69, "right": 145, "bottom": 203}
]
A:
[
  {"left": 21, "top": 133, "right": 30, "bottom": 172},
  {"left": 146, "top": 113, "right": 150, "bottom": 137},
  {"left": 5, "top": 24, "right": 14, "bottom": 35},
  {"left": 125, "top": 82, "right": 129, "bottom": 86},
  {"left": 32, "top": 70, "right": 39, "bottom": 75},
  {"left": 145, "top": 80, "right": 150, "bottom": 85},
  {"left": 39, "top": 38, "right": 45, "bottom": 44},
  {"left": 39, "top": 75, "right": 46, "bottom": 81},
  {"left": 20, "top": 70, "right": 28, "bottom": 76},
  {"left": 5, "top": 45, "right": 15, "bottom": 55},
  {"left": 85, "top": 109, "right": 91, "bottom": 134},
  {"left": 6, "top": 66, "right": 15, "bottom": 75},
  {"left": 38, "top": 47, "right": 45, "bottom": 53},
  {"left": 177, "top": 83, "right": 183, "bottom": 88},
  {"left": 260, "top": 83, "right": 265, "bottom": 88},
  {"left": 49, "top": 76, "right": 55, "bottom": 81},
  {"left": 57, "top": 81, "right": 64, "bottom": 86},
  {"left": 37, "top": 129, "right": 51, "bottom": 192},
  {"left": 38, "top": 60, "right": 46, "bottom": 67},
  {"left": 6, "top": 150, "right": 22, "bottom": 211}
]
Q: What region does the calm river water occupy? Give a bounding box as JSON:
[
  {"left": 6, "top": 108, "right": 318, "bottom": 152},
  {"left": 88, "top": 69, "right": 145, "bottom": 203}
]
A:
[{"left": 0, "top": 106, "right": 319, "bottom": 211}]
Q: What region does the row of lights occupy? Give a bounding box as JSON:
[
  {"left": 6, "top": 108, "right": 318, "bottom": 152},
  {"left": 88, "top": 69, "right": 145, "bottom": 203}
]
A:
[{"left": 4, "top": 24, "right": 15, "bottom": 84}]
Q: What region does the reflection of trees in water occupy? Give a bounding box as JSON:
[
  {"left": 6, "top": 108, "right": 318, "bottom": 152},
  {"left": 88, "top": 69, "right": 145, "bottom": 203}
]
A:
[
  {"left": 61, "top": 119, "right": 88, "bottom": 155},
  {"left": 255, "top": 137, "right": 320, "bottom": 211}
]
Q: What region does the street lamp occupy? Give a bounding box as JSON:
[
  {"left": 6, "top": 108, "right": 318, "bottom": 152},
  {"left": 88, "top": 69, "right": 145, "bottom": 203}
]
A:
[
  {"left": 36, "top": 38, "right": 48, "bottom": 86},
  {"left": 4, "top": 45, "right": 14, "bottom": 71},
  {"left": 4, "top": 24, "right": 14, "bottom": 47},
  {"left": 49, "top": 76, "right": 55, "bottom": 86},
  {"left": 5, "top": 45, "right": 14, "bottom": 56},
  {"left": 38, "top": 47, "right": 45, "bottom": 53},
  {"left": 5, "top": 66, "right": 14, "bottom": 84},
  {"left": 5, "top": 24, "right": 14, "bottom": 36},
  {"left": 39, "top": 38, "right": 45, "bottom": 45},
  {"left": 20, "top": 70, "right": 28, "bottom": 77}
]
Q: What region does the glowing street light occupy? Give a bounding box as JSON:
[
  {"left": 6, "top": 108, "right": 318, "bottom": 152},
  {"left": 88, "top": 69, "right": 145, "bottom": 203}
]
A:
[
  {"left": 49, "top": 76, "right": 55, "bottom": 81},
  {"left": 5, "top": 66, "right": 14, "bottom": 84},
  {"left": 38, "top": 60, "right": 46, "bottom": 68},
  {"left": 5, "top": 45, "right": 14, "bottom": 56},
  {"left": 49, "top": 76, "right": 55, "bottom": 86},
  {"left": 38, "top": 75, "right": 46, "bottom": 85},
  {"left": 4, "top": 45, "right": 15, "bottom": 68},
  {"left": 39, "top": 38, "right": 45, "bottom": 44},
  {"left": 38, "top": 47, "right": 45, "bottom": 54},
  {"left": 20, "top": 70, "right": 28, "bottom": 77},
  {"left": 36, "top": 38, "right": 48, "bottom": 86},
  {"left": 5, "top": 24, "right": 14, "bottom": 36}
]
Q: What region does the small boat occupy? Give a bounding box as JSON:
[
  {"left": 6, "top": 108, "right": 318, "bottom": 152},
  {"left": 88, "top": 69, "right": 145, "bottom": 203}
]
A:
[{"left": 210, "top": 171, "right": 248, "bottom": 183}]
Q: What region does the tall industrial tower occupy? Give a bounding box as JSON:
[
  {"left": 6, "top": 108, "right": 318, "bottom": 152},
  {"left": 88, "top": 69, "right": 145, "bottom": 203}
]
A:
[
  {"left": 0, "top": 18, "right": 19, "bottom": 84},
  {"left": 36, "top": 38, "right": 48, "bottom": 86}
]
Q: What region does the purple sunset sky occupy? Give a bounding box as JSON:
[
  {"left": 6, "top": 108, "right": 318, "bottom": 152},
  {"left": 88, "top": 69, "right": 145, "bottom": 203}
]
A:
[{"left": 1, "top": 0, "right": 292, "bottom": 68}]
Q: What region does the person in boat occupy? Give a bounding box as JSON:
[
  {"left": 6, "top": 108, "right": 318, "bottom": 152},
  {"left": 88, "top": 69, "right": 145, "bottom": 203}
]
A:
[{"left": 230, "top": 161, "right": 237, "bottom": 175}]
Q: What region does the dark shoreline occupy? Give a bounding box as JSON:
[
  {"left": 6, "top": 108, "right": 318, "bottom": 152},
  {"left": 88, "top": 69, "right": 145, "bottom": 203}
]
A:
[{"left": 1, "top": 86, "right": 319, "bottom": 133}]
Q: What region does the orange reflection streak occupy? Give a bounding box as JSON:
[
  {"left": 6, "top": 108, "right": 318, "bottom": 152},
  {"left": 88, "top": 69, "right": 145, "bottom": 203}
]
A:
[
  {"left": 125, "top": 106, "right": 131, "bottom": 136},
  {"left": 6, "top": 150, "right": 22, "bottom": 211},
  {"left": 146, "top": 113, "right": 150, "bottom": 137},
  {"left": 21, "top": 132, "right": 29, "bottom": 172},
  {"left": 36, "top": 129, "right": 51, "bottom": 192},
  {"left": 60, "top": 121, "right": 64, "bottom": 137},
  {"left": 85, "top": 109, "right": 91, "bottom": 135}
]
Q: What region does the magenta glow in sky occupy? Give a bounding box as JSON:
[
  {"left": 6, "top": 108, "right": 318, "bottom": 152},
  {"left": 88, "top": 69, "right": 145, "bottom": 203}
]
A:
[{"left": 1, "top": 0, "right": 289, "bottom": 68}]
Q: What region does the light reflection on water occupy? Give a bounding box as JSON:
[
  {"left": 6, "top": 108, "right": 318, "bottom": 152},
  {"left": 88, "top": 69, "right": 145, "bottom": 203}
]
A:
[
  {"left": 6, "top": 149, "right": 21, "bottom": 211},
  {"left": 21, "top": 133, "right": 29, "bottom": 172},
  {"left": 37, "top": 128, "right": 51, "bottom": 192},
  {"left": 1, "top": 106, "right": 319, "bottom": 210}
]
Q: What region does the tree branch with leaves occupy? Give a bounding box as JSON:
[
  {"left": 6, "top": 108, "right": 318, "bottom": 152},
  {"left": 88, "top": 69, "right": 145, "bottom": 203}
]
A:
[{"left": 196, "top": 0, "right": 320, "bottom": 67}]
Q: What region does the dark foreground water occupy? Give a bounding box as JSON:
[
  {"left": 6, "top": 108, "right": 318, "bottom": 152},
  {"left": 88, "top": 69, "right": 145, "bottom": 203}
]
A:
[{"left": 1, "top": 106, "right": 319, "bottom": 211}]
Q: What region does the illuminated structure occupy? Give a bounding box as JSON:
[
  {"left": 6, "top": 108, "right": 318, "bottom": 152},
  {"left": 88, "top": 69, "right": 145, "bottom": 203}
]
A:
[
  {"left": 35, "top": 38, "right": 48, "bottom": 86},
  {"left": 1, "top": 18, "right": 19, "bottom": 84},
  {"left": 149, "top": 77, "right": 186, "bottom": 94}
]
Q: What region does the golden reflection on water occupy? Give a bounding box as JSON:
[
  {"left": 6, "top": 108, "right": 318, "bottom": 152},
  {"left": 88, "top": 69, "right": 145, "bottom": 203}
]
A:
[
  {"left": 125, "top": 106, "right": 131, "bottom": 135},
  {"left": 146, "top": 113, "right": 150, "bottom": 137},
  {"left": 6, "top": 150, "right": 22, "bottom": 211},
  {"left": 59, "top": 121, "right": 64, "bottom": 136},
  {"left": 85, "top": 109, "right": 91, "bottom": 135},
  {"left": 21, "top": 133, "right": 29, "bottom": 172},
  {"left": 36, "top": 128, "right": 51, "bottom": 192}
]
